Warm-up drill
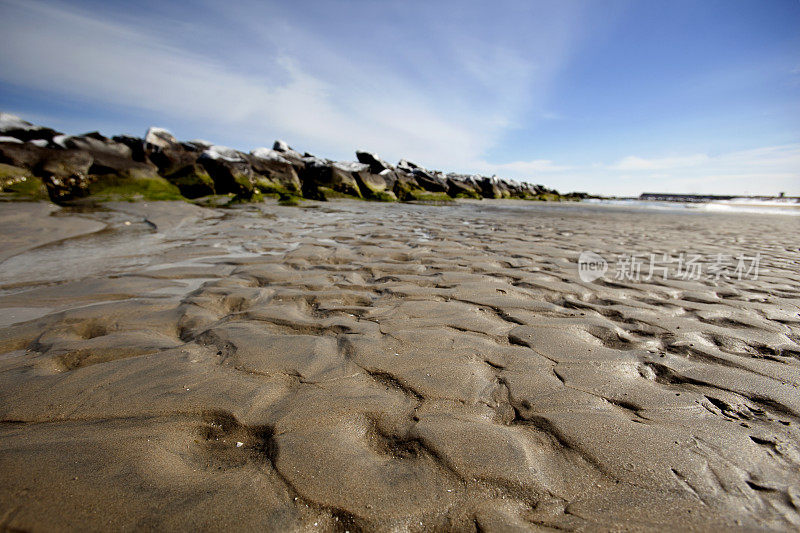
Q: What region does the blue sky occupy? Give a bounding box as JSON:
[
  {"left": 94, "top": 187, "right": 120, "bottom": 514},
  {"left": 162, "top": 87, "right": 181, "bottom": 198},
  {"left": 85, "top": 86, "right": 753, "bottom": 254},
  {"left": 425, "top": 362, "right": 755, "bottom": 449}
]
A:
[{"left": 1, "top": 0, "right": 798, "bottom": 195}]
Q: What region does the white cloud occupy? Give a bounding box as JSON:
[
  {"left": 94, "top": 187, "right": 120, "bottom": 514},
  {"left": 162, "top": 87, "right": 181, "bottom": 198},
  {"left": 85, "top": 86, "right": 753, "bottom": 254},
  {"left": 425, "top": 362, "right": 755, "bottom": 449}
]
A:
[
  {"left": 0, "top": 0, "right": 577, "bottom": 169},
  {"left": 1, "top": 1, "right": 795, "bottom": 197},
  {"left": 486, "top": 144, "right": 800, "bottom": 196}
]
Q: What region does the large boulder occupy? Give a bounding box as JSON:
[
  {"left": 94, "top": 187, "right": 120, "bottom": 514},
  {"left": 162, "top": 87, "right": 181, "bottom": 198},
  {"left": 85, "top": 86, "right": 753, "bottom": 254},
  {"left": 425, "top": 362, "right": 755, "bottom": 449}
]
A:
[
  {"left": 357, "top": 173, "right": 394, "bottom": 199},
  {"left": 530, "top": 183, "right": 547, "bottom": 195},
  {"left": 112, "top": 135, "right": 148, "bottom": 163},
  {"left": 495, "top": 178, "right": 513, "bottom": 198},
  {"left": 394, "top": 159, "right": 449, "bottom": 195},
  {"left": 391, "top": 171, "right": 426, "bottom": 201},
  {"left": 143, "top": 127, "right": 198, "bottom": 174},
  {"left": 160, "top": 164, "right": 214, "bottom": 198},
  {"left": 0, "top": 113, "right": 61, "bottom": 142},
  {"left": 376, "top": 169, "right": 399, "bottom": 191},
  {"left": 299, "top": 158, "right": 362, "bottom": 199},
  {"left": 478, "top": 176, "right": 504, "bottom": 199},
  {"left": 144, "top": 127, "right": 179, "bottom": 151},
  {"left": 446, "top": 175, "right": 482, "bottom": 199},
  {"left": 140, "top": 127, "right": 212, "bottom": 198},
  {"left": 198, "top": 145, "right": 256, "bottom": 197},
  {"left": 148, "top": 144, "right": 201, "bottom": 176},
  {"left": 35, "top": 150, "right": 95, "bottom": 201},
  {"left": 503, "top": 179, "right": 533, "bottom": 199},
  {"left": 329, "top": 165, "right": 363, "bottom": 198},
  {"left": 345, "top": 163, "right": 397, "bottom": 201},
  {"left": 410, "top": 167, "right": 448, "bottom": 193},
  {"left": 356, "top": 150, "right": 393, "bottom": 174},
  {"left": 248, "top": 148, "right": 302, "bottom": 195}
]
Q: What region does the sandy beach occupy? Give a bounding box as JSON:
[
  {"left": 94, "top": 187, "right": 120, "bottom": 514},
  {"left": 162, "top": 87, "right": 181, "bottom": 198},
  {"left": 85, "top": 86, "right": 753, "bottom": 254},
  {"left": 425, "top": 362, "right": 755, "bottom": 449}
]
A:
[{"left": 0, "top": 199, "right": 799, "bottom": 531}]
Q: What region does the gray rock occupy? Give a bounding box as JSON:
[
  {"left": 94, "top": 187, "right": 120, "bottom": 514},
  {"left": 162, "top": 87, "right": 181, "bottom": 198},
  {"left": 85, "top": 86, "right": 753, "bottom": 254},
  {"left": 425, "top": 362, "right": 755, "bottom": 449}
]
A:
[
  {"left": 248, "top": 150, "right": 302, "bottom": 194},
  {"left": 356, "top": 150, "right": 393, "bottom": 174},
  {"left": 198, "top": 145, "right": 257, "bottom": 197},
  {"left": 36, "top": 150, "right": 95, "bottom": 201},
  {"left": 144, "top": 127, "right": 179, "bottom": 151},
  {"left": 112, "top": 135, "right": 147, "bottom": 163},
  {"left": 299, "top": 158, "right": 361, "bottom": 199},
  {"left": 0, "top": 113, "right": 61, "bottom": 142}
]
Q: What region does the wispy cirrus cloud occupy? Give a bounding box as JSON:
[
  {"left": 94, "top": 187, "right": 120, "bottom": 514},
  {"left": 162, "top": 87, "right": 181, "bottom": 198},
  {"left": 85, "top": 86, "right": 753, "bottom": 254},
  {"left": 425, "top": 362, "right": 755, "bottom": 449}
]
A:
[
  {"left": 2, "top": 0, "right": 797, "bottom": 196},
  {"left": 0, "top": 0, "right": 581, "bottom": 170}
]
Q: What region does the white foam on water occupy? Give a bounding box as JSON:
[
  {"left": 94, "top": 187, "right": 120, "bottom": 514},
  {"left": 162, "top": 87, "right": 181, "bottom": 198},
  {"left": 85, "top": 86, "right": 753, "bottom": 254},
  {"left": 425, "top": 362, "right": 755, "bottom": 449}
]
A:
[
  {"left": 700, "top": 202, "right": 800, "bottom": 216},
  {"left": 585, "top": 199, "right": 800, "bottom": 216}
]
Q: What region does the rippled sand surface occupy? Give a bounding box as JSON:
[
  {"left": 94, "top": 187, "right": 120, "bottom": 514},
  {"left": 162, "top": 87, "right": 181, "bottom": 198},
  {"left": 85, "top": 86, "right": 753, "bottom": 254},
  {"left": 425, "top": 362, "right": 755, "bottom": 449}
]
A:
[{"left": 0, "top": 200, "right": 799, "bottom": 531}]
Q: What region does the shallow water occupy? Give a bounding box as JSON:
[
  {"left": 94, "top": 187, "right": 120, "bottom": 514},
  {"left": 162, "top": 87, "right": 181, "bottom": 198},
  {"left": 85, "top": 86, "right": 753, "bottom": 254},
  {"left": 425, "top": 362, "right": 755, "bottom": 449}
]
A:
[{"left": 587, "top": 198, "right": 800, "bottom": 216}]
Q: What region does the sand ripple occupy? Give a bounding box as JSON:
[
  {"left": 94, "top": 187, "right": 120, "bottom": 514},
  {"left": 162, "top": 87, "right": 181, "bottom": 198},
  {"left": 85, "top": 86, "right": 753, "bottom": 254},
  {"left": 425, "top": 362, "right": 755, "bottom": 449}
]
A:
[{"left": 0, "top": 200, "right": 798, "bottom": 530}]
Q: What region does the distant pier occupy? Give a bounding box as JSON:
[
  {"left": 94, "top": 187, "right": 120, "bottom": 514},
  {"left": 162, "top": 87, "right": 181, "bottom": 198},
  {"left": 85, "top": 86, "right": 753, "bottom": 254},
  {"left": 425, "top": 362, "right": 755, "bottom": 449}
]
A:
[
  {"left": 639, "top": 193, "right": 736, "bottom": 202},
  {"left": 639, "top": 193, "right": 798, "bottom": 203}
]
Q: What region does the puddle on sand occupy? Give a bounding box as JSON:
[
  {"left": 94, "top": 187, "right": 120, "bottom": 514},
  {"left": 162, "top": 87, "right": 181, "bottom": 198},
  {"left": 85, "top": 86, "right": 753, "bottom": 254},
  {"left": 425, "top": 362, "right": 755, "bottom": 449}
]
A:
[
  {"left": 0, "top": 307, "right": 55, "bottom": 327},
  {"left": 0, "top": 226, "right": 159, "bottom": 287}
]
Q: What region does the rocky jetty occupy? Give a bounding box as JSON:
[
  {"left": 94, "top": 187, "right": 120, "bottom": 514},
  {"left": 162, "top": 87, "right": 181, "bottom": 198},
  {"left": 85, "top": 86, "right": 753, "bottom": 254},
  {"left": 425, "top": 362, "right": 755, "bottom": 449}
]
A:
[{"left": 0, "top": 113, "right": 570, "bottom": 204}]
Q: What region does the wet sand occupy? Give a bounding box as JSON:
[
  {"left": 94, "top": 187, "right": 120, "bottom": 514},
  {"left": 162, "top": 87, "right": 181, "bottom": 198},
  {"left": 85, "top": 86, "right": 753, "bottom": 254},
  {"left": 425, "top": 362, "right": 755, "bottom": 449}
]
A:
[{"left": 0, "top": 199, "right": 799, "bottom": 531}]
